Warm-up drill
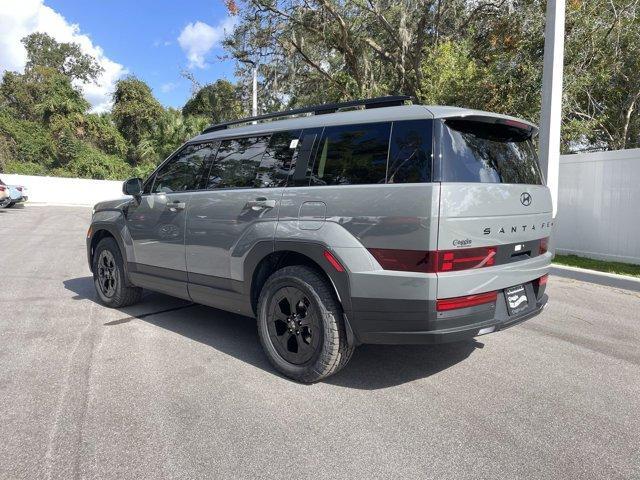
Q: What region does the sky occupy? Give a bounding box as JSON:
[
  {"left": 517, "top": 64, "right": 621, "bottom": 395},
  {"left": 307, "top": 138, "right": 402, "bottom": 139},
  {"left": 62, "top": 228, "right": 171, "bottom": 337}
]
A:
[{"left": 0, "top": 0, "right": 238, "bottom": 112}]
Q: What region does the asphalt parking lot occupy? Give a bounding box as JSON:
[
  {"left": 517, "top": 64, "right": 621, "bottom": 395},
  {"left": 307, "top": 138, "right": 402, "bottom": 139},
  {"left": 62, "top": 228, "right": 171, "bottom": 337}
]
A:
[{"left": 1, "top": 205, "right": 639, "bottom": 480}]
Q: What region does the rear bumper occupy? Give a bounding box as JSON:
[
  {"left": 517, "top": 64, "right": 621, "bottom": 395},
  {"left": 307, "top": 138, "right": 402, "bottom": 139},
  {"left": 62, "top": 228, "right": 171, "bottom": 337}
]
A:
[{"left": 349, "top": 292, "right": 547, "bottom": 345}]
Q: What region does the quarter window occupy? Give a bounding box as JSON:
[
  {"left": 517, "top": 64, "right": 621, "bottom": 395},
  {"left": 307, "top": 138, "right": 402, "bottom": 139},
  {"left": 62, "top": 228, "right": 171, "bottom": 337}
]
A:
[
  {"left": 206, "top": 136, "right": 270, "bottom": 189},
  {"left": 387, "top": 120, "right": 433, "bottom": 183},
  {"left": 310, "top": 123, "right": 391, "bottom": 185},
  {"left": 152, "top": 142, "right": 216, "bottom": 193}
]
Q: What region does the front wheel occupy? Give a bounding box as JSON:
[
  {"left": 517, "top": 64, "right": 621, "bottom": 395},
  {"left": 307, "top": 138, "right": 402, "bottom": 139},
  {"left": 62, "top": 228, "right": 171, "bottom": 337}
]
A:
[
  {"left": 92, "top": 237, "right": 143, "bottom": 308},
  {"left": 257, "top": 265, "right": 354, "bottom": 383}
]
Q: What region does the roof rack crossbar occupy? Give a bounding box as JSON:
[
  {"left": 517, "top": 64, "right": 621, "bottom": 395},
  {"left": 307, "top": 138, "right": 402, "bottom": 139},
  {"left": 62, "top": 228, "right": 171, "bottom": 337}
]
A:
[{"left": 202, "top": 95, "right": 412, "bottom": 134}]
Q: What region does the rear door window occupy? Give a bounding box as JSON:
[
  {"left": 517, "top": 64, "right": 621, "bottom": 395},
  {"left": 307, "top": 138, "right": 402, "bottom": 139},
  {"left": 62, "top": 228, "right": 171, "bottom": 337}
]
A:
[
  {"left": 310, "top": 122, "right": 390, "bottom": 185},
  {"left": 256, "top": 130, "right": 301, "bottom": 188},
  {"left": 440, "top": 118, "right": 542, "bottom": 184},
  {"left": 206, "top": 136, "right": 270, "bottom": 189},
  {"left": 387, "top": 120, "right": 433, "bottom": 183}
]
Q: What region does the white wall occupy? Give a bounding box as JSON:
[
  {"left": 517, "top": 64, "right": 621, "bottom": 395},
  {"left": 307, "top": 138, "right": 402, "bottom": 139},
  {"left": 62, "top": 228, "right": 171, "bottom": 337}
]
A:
[
  {"left": 1, "top": 174, "right": 125, "bottom": 206},
  {"left": 555, "top": 148, "right": 640, "bottom": 265}
]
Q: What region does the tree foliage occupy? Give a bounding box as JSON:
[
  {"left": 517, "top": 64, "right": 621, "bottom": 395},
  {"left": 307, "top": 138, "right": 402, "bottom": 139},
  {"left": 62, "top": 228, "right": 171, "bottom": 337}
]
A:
[
  {"left": 22, "top": 32, "right": 104, "bottom": 83},
  {"left": 182, "top": 79, "right": 244, "bottom": 123},
  {"left": 2, "top": 2, "right": 639, "bottom": 181},
  {"left": 112, "top": 76, "right": 165, "bottom": 157},
  {"left": 225, "top": 0, "right": 640, "bottom": 152},
  {"left": 0, "top": 35, "right": 204, "bottom": 179}
]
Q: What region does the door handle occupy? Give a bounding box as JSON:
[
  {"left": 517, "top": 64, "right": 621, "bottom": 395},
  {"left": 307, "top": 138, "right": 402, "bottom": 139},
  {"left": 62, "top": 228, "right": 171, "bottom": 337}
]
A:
[
  {"left": 166, "top": 201, "right": 186, "bottom": 211},
  {"left": 245, "top": 198, "right": 276, "bottom": 210}
]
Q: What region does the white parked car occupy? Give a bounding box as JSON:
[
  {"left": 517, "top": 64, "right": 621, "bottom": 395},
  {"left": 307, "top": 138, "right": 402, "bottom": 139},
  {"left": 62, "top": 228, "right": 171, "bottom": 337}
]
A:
[{"left": 0, "top": 178, "right": 28, "bottom": 208}]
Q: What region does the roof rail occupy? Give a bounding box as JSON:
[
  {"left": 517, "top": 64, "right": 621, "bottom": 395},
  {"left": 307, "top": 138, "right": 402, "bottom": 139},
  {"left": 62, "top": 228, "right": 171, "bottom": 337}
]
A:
[{"left": 201, "top": 95, "right": 412, "bottom": 134}]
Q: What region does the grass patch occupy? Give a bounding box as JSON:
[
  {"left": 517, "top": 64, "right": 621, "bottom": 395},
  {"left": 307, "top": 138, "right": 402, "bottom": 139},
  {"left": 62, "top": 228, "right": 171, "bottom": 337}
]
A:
[{"left": 553, "top": 254, "right": 640, "bottom": 278}]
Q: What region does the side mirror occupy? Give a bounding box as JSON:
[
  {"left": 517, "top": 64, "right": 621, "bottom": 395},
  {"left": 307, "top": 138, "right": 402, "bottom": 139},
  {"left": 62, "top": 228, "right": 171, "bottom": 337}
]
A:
[{"left": 123, "top": 177, "right": 143, "bottom": 197}]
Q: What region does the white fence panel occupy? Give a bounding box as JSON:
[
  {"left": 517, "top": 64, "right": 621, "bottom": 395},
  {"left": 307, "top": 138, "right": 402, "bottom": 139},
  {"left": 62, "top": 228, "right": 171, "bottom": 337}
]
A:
[
  {"left": 555, "top": 148, "right": 640, "bottom": 265},
  {"left": 1, "top": 174, "right": 125, "bottom": 206}
]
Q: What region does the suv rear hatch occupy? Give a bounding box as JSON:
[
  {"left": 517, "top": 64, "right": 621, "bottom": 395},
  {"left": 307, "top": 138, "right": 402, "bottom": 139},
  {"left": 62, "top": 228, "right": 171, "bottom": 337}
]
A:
[{"left": 435, "top": 116, "right": 552, "bottom": 312}]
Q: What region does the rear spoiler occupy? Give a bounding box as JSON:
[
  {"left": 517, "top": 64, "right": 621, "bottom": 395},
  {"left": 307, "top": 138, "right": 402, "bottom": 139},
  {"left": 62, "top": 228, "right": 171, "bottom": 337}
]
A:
[{"left": 443, "top": 115, "right": 539, "bottom": 140}]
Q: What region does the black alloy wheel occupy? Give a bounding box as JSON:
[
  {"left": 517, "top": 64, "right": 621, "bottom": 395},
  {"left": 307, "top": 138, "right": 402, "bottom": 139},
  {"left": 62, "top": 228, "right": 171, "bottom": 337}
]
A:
[
  {"left": 267, "top": 286, "right": 322, "bottom": 365},
  {"left": 96, "top": 249, "right": 118, "bottom": 298}
]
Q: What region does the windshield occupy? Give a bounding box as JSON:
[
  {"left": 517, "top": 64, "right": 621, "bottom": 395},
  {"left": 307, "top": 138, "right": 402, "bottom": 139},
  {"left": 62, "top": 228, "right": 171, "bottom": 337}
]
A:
[{"left": 440, "top": 118, "right": 543, "bottom": 185}]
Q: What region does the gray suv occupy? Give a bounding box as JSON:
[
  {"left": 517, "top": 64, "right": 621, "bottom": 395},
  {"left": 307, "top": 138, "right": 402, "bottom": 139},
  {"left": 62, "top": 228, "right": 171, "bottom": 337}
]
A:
[{"left": 87, "top": 96, "right": 552, "bottom": 382}]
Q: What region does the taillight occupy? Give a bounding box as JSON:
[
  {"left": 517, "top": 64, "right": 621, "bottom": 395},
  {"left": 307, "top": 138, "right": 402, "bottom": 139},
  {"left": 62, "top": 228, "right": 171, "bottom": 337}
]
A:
[
  {"left": 436, "top": 291, "right": 498, "bottom": 311},
  {"left": 538, "top": 274, "right": 548, "bottom": 286},
  {"left": 0, "top": 186, "right": 5, "bottom": 191},
  {"left": 539, "top": 237, "right": 549, "bottom": 255},
  {"left": 438, "top": 247, "right": 496, "bottom": 272},
  {"left": 367, "top": 249, "right": 435, "bottom": 273},
  {"left": 368, "top": 246, "right": 498, "bottom": 273}
]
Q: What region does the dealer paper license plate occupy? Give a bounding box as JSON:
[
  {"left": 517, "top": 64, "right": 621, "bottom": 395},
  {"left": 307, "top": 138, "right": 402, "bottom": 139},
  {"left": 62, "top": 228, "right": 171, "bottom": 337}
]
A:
[{"left": 505, "top": 284, "right": 528, "bottom": 316}]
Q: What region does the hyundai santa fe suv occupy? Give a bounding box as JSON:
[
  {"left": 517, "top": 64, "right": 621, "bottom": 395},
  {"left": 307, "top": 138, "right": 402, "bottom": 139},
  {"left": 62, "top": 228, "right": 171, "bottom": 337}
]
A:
[{"left": 87, "top": 96, "right": 552, "bottom": 382}]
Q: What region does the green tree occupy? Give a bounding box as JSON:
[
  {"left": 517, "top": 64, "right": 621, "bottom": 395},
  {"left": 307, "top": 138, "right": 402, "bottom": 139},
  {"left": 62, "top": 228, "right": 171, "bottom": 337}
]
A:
[
  {"left": 182, "top": 79, "right": 244, "bottom": 123},
  {"left": 0, "top": 67, "right": 89, "bottom": 122},
  {"left": 111, "top": 76, "right": 164, "bottom": 161},
  {"left": 136, "top": 109, "right": 209, "bottom": 171},
  {"left": 0, "top": 33, "right": 133, "bottom": 179},
  {"left": 22, "top": 32, "right": 103, "bottom": 83},
  {"left": 225, "top": 0, "right": 640, "bottom": 152}
]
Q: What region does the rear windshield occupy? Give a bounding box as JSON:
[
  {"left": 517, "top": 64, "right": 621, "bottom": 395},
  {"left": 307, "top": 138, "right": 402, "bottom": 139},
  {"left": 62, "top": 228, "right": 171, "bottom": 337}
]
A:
[{"left": 440, "top": 119, "right": 543, "bottom": 185}]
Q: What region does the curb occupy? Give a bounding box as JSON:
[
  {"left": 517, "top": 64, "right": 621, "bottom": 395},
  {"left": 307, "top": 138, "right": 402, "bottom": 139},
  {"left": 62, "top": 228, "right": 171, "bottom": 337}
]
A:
[
  {"left": 551, "top": 263, "right": 640, "bottom": 283},
  {"left": 550, "top": 264, "right": 640, "bottom": 292}
]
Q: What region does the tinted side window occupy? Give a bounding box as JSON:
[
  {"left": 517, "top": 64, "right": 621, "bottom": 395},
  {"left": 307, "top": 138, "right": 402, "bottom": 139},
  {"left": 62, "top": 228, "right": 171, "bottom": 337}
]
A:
[
  {"left": 256, "top": 130, "right": 301, "bottom": 188},
  {"left": 310, "top": 123, "right": 390, "bottom": 185},
  {"left": 152, "top": 143, "right": 215, "bottom": 193},
  {"left": 290, "top": 127, "right": 324, "bottom": 187},
  {"left": 387, "top": 120, "right": 433, "bottom": 183},
  {"left": 206, "top": 136, "right": 270, "bottom": 189}
]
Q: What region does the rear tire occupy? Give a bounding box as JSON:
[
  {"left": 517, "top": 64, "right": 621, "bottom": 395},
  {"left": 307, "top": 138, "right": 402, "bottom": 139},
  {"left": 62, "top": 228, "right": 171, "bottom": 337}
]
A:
[
  {"left": 257, "top": 265, "right": 354, "bottom": 383},
  {"left": 92, "top": 237, "right": 142, "bottom": 308}
]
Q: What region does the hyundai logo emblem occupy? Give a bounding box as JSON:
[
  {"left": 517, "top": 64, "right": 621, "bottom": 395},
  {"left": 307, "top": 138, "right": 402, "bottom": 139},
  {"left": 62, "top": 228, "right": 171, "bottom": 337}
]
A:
[{"left": 520, "top": 192, "right": 532, "bottom": 206}]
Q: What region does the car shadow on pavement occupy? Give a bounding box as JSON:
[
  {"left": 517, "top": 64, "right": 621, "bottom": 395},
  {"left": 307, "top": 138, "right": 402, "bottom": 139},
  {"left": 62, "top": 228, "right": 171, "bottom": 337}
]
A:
[{"left": 63, "top": 276, "right": 481, "bottom": 390}]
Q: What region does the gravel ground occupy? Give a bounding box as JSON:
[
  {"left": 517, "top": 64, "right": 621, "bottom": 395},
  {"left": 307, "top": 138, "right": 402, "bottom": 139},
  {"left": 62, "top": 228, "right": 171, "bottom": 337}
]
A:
[{"left": 1, "top": 205, "right": 639, "bottom": 480}]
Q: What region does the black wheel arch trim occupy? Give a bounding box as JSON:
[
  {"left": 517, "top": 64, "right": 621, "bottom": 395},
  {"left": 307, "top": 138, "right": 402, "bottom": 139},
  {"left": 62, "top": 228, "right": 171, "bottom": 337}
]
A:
[
  {"left": 243, "top": 239, "right": 357, "bottom": 344},
  {"left": 87, "top": 222, "right": 133, "bottom": 286}
]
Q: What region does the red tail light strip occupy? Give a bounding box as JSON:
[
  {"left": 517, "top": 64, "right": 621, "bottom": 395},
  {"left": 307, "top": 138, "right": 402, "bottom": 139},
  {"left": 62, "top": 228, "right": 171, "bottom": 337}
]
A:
[
  {"left": 367, "top": 248, "right": 434, "bottom": 273},
  {"left": 538, "top": 274, "right": 549, "bottom": 286},
  {"left": 368, "top": 246, "right": 497, "bottom": 273},
  {"left": 439, "top": 247, "right": 496, "bottom": 272},
  {"left": 436, "top": 291, "right": 498, "bottom": 311}
]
